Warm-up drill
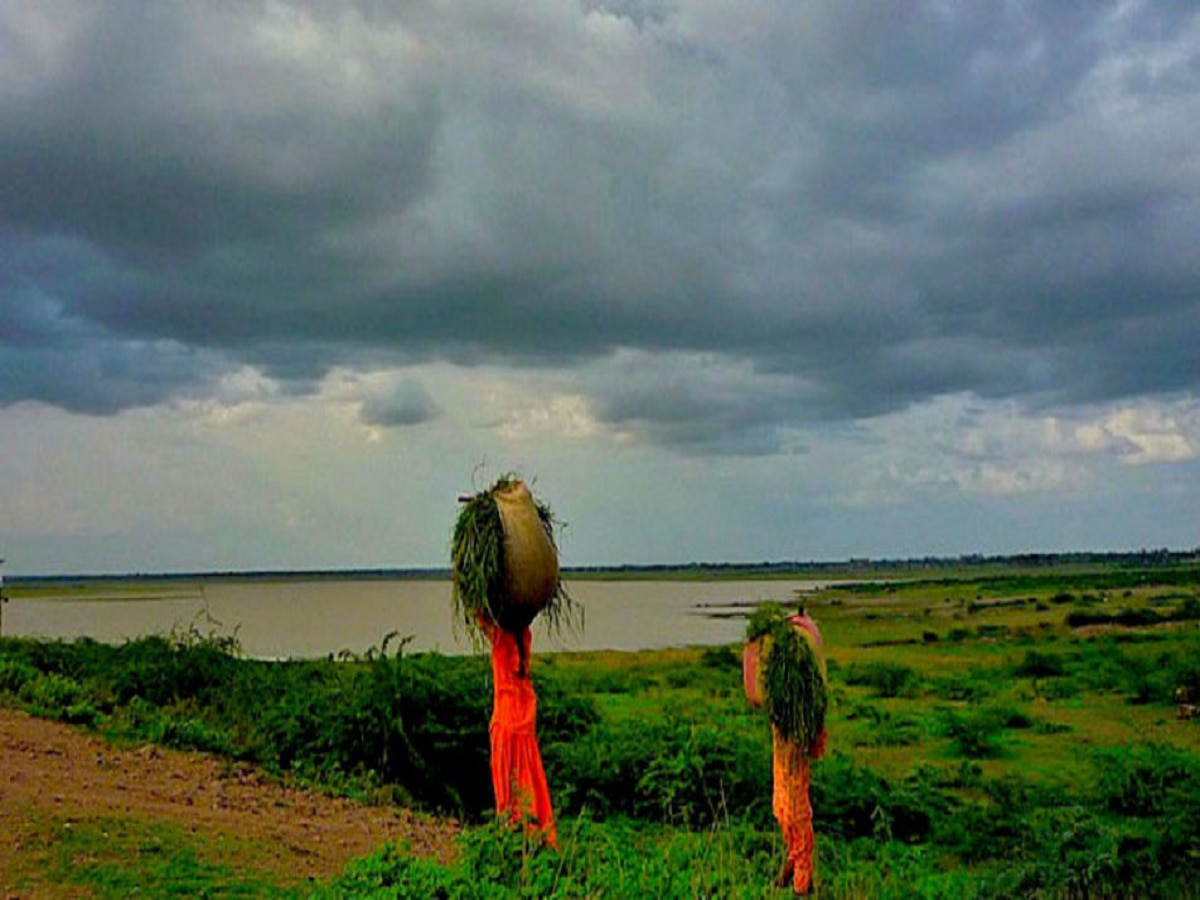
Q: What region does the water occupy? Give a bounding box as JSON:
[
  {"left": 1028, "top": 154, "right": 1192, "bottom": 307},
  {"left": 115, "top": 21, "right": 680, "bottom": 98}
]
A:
[{"left": 3, "top": 577, "right": 829, "bottom": 658}]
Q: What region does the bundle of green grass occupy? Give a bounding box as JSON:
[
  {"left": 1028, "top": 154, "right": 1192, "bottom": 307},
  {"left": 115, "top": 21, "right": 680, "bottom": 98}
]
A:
[
  {"left": 744, "top": 604, "right": 828, "bottom": 751},
  {"left": 451, "top": 475, "right": 575, "bottom": 645}
]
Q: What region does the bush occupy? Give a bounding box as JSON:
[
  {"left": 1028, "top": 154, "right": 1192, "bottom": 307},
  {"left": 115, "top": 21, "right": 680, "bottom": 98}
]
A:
[
  {"left": 843, "top": 661, "right": 917, "bottom": 698},
  {"left": 321, "top": 815, "right": 784, "bottom": 899},
  {"left": 1091, "top": 743, "right": 1200, "bottom": 819},
  {"left": 1171, "top": 597, "right": 1200, "bottom": 621},
  {"left": 249, "top": 645, "right": 495, "bottom": 815},
  {"left": 811, "top": 755, "right": 951, "bottom": 845},
  {"left": 18, "top": 672, "right": 99, "bottom": 725},
  {"left": 547, "top": 708, "right": 771, "bottom": 827},
  {"left": 96, "top": 630, "right": 243, "bottom": 710},
  {"left": 1065, "top": 607, "right": 1164, "bottom": 629},
  {"left": 928, "top": 669, "right": 994, "bottom": 703},
  {"left": 935, "top": 801, "right": 1022, "bottom": 865},
  {"left": 320, "top": 841, "right": 465, "bottom": 897},
  {"left": 1011, "top": 649, "right": 1067, "bottom": 679},
  {"left": 845, "top": 702, "right": 922, "bottom": 748},
  {"left": 0, "top": 658, "right": 39, "bottom": 695},
  {"left": 1012, "top": 805, "right": 1126, "bottom": 897},
  {"left": 932, "top": 708, "right": 1009, "bottom": 760}
]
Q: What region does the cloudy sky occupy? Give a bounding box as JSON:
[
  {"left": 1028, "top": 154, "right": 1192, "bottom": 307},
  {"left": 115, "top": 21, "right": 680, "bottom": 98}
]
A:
[{"left": 2, "top": 1, "right": 1199, "bottom": 576}]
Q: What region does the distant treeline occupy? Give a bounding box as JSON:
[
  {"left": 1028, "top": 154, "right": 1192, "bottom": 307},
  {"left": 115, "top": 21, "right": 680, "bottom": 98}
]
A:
[
  {"left": 7, "top": 547, "right": 1199, "bottom": 586},
  {"left": 569, "top": 548, "right": 1200, "bottom": 578}
]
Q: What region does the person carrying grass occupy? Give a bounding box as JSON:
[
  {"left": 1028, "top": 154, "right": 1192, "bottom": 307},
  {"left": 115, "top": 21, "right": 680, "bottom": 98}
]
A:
[
  {"left": 745, "top": 604, "right": 829, "bottom": 896},
  {"left": 453, "top": 476, "right": 575, "bottom": 848}
]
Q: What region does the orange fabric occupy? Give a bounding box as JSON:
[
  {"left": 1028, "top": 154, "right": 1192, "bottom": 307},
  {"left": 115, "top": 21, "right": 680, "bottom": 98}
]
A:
[
  {"left": 771, "top": 612, "right": 827, "bottom": 894},
  {"left": 483, "top": 619, "right": 557, "bottom": 846},
  {"left": 789, "top": 613, "right": 823, "bottom": 650},
  {"left": 773, "top": 725, "right": 819, "bottom": 894},
  {"left": 743, "top": 639, "right": 764, "bottom": 708}
]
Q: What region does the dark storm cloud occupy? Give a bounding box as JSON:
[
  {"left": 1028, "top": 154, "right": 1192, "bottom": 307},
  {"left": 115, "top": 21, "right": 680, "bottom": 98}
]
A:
[
  {"left": 0, "top": 3, "right": 438, "bottom": 260},
  {"left": 0, "top": 233, "right": 231, "bottom": 411},
  {"left": 1, "top": 1, "right": 1198, "bottom": 451}
]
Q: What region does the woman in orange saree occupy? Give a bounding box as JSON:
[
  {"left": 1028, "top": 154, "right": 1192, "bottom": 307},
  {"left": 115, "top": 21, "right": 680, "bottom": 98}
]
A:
[
  {"left": 746, "top": 608, "right": 827, "bottom": 895},
  {"left": 481, "top": 615, "right": 557, "bottom": 846}
]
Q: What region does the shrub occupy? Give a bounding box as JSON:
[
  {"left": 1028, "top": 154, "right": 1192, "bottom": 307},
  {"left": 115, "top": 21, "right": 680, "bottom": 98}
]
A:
[
  {"left": 18, "top": 672, "right": 99, "bottom": 725},
  {"left": 105, "top": 632, "right": 242, "bottom": 709},
  {"left": 145, "top": 715, "right": 236, "bottom": 757},
  {"left": 1011, "top": 649, "right": 1067, "bottom": 679},
  {"left": 251, "top": 645, "right": 495, "bottom": 816},
  {"left": 323, "top": 817, "right": 783, "bottom": 900},
  {"left": 321, "top": 841, "right": 465, "bottom": 897},
  {"left": 0, "top": 658, "right": 39, "bottom": 695},
  {"left": 811, "top": 755, "right": 950, "bottom": 844},
  {"left": 845, "top": 703, "right": 922, "bottom": 748},
  {"left": 932, "top": 708, "right": 1008, "bottom": 759},
  {"left": 700, "top": 644, "right": 741, "bottom": 671},
  {"left": 547, "top": 709, "right": 771, "bottom": 827},
  {"left": 1091, "top": 743, "right": 1200, "bottom": 819},
  {"left": 843, "top": 661, "right": 917, "bottom": 699},
  {"left": 1013, "top": 805, "right": 1126, "bottom": 897},
  {"left": 936, "top": 801, "right": 1023, "bottom": 864},
  {"left": 928, "top": 669, "right": 994, "bottom": 703},
  {"left": 1172, "top": 597, "right": 1200, "bottom": 621},
  {"left": 1066, "top": 607, "right": 1165, "bottom": 629}
]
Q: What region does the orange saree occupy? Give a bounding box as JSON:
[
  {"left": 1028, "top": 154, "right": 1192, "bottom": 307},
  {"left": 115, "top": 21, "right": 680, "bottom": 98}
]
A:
[
  {"left": 772, "top": 724, "right": 826, "bottom": 894},
  {"left": 771, "top": 612, "right": 827, "bottom": 895},
  {"left": 484, "top": 619, "right": 557, "bottom": 846}
]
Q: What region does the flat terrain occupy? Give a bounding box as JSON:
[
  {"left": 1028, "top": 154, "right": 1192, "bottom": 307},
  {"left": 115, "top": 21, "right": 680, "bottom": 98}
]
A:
[{"left": 0, "top": 707, "right": 459, "bottom": 896}]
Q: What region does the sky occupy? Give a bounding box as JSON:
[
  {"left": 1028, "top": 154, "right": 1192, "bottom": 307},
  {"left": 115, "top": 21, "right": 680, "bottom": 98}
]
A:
[{"left": 2, "top": 1, "right": 1199, "bottom": 576}]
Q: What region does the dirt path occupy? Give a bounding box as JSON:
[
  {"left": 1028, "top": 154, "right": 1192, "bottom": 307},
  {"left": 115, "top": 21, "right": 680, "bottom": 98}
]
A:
[{"left": 0, "top": 707, "right": 460, "bottom": 892}]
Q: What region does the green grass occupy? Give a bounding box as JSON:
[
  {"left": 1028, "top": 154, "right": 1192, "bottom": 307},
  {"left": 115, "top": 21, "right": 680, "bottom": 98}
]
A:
[
  {"left": 3, "top": 561, "right": 1200, "bottom": 896},
  {"left": 4, "top": 812, "right": 303, "bottom": 898}
]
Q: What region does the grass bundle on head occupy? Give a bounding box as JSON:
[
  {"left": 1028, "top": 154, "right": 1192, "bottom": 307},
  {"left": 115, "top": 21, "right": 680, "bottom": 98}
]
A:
[
  {"left": 451, "top": 474, "right": 576, "bottom": 648},
  {"left": 746, "top": 603, "right": 828, "bottom": 751}
]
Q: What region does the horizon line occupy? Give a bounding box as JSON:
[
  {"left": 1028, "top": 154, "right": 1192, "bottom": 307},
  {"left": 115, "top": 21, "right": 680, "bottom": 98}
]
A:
[{"left": 4, "top": 546, "right": 1198, "bottom": 582}]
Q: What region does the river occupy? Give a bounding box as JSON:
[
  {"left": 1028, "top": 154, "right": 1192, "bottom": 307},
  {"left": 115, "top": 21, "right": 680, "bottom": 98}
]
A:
[{"left": 2, "top": 577, "right": 832, "bottom": 658}]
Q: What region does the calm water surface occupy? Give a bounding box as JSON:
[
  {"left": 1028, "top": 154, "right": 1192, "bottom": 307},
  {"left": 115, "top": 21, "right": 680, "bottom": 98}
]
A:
[{"left": 5, "top": 578, "right": 830, "bottom": 658}]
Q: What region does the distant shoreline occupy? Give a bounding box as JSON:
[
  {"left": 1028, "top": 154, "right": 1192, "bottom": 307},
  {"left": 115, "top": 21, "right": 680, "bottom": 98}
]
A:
[{"left": 5, "top": 548, "right": 1197, "bottom": 586}]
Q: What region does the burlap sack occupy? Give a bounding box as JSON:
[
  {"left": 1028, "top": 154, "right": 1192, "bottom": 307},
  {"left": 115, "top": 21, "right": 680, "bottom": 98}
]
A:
[{"left": 494, "top": 480, "right": 560, "bottom": 612}]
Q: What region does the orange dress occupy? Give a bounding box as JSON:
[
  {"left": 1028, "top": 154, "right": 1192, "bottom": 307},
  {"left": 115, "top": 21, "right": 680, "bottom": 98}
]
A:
[
  {"left": 773, "top": 723, "right": 826, "bottom": 894},
  {"left": 771, "top": 613, "right": 827, "bottom": 895},
  {"left": 483, "top": 620, "right": 557, "bottom": 846}
]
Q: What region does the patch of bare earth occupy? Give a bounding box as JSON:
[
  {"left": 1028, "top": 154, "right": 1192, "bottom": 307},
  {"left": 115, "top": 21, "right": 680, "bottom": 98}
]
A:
[{"left": 0, "top": 707, "right": 460, "bottom": 891}]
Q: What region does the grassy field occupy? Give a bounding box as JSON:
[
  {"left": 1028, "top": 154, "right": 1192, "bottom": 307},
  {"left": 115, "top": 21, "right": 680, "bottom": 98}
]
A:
[{"left": 2, "top": 559, "right": 1199, "bottom": 897}]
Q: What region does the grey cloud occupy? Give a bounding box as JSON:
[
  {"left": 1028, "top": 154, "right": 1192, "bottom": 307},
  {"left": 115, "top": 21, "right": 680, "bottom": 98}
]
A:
[
  {"left": 0, "top": 339, "right": 221, "bottom": 415},
  {"left": 1, "top": 0, "right": 1199, "bottom": 451},
  {"left": 2, "top": 4, "right": 439, "bottom": 235},
  {"left": 359, "top": 379, "right": 440, "bottom": 427},
  {"left": 583, "top": 352, "right": 817, "bottom": 455},
  {"left": 1, "top": 234, "right": 232, "bottom": 412}
]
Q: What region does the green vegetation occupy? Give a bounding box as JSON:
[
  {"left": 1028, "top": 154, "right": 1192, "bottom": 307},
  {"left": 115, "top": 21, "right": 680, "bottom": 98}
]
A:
[
  {"left": 3, "top": 813, "right": 301, "bottom": 898},
  {"left": 3, "top": 562, "right": 1200, "bottom": 897},
  {"left": 746, "top": 603, "right": 828, "bottom": 749}
]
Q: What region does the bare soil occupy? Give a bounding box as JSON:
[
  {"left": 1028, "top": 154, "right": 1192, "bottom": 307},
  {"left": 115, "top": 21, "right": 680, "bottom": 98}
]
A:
[{"left": 0, "top": 707, "right": 460, "bottom": 894}]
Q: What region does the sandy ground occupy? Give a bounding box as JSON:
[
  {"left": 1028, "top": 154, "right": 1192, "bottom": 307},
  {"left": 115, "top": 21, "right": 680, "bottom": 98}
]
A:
[{"left": 0, "top": 707, "right": 460, "bottom": 893}]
